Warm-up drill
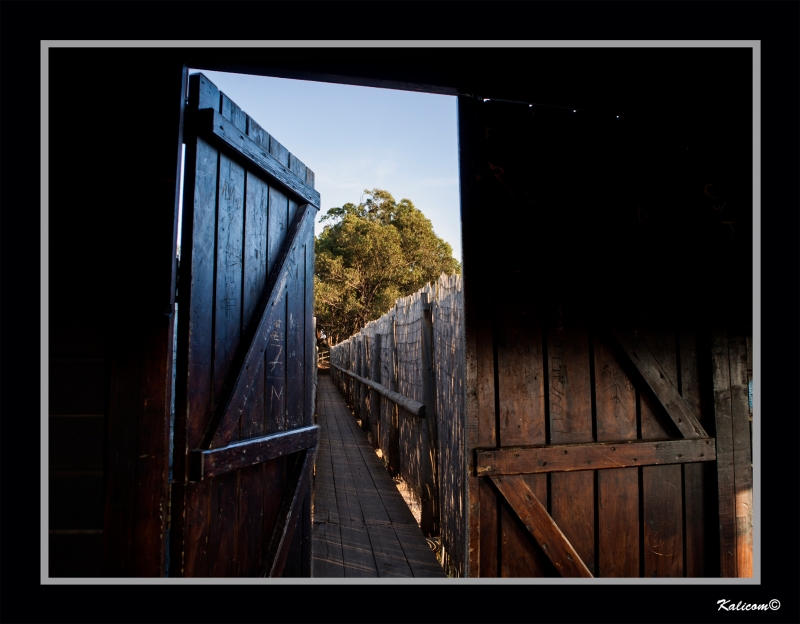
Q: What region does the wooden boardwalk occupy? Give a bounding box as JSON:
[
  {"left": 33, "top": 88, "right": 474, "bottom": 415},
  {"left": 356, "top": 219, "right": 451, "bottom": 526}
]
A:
[{"left": 312, "top": 374, "right": 446, "bottom": 578}]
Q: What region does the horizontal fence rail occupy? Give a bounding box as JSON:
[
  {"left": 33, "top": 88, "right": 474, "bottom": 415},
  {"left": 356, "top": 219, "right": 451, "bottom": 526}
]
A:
[{"left": 329, "top": 273, "right": 465, "bottom": 577}]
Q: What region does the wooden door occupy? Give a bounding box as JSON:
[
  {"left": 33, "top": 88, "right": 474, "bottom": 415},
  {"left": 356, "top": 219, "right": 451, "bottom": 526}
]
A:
[
  {"left": 170, "top": 73, "right": 318, "bottom": 577},
  {"left": 460, "top": 97, "right": 752, "bottom": 578}
]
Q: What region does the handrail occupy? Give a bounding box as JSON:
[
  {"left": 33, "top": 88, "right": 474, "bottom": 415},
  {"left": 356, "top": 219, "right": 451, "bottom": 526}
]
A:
[{"left": 330, "top": 364, "right": 425, "bottom": 418}]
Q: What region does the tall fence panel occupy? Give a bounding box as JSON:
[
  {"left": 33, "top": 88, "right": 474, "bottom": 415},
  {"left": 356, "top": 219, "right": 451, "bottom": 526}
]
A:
[
  {"left": 432, "top": 273, "right": 465, "bottom": 577},
  {"left": 329, "top": 273, "right": 465, "bottom": 576}
]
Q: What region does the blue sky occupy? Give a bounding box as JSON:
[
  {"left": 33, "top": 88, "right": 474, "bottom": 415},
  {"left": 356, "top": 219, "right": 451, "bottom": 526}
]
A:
[{"left": 183, "top": 69, "right": 462, "bottom": 261}]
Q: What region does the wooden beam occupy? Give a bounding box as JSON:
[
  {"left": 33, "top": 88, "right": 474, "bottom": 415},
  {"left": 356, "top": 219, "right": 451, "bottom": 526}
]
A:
[
  {"left": 261, "top": 447, "right": 316, "bottom": 578},
  {"left": 197, "top": 108, "right": 321, "bottom": 208},
  {"left": 189, "top": 425, "right": 318, "bottom": 481},
  {"left": 476, "top": 438, "right": 716, "bottom": 476},
  {"left": 202, "top": 204, "right": 315, "bottom": 449},
  {"left": 331, "top": 364, "right": 426, "bottom": 417},
  {"left": 610, "top": 329, "right": 708, "bottom": 438},
  {"left": 490, "top": 475, "right": 593, "bottom": 578}
]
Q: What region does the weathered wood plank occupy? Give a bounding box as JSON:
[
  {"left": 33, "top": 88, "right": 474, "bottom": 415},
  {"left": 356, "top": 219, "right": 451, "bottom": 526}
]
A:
[
  {"left": 500, "top": 481, "right": 554, "bottom": 577},
  {"left": 594, "top": 333, "right": 639, "bottom": 577},
  {"left": 190, "top": 425, "right": 319, "bottom": 480},
  {"left": 712, "top": 330, "right": 737, "bottom": 578},
  {"left": 642, "top": 465, "right": 684, "bottom": 577},
  {"left": 261, "top": 448, "right": 316, "bottom": 577},
  {"left": 198, "top": 108, "right": 321, "bottom": 208},
  {"left": 611, "top": 329, "right": 707, "bottom": 438},
  {"left": 213, "top": 153, "right": 245, "bottom": 442},
  {"left": 597, "top": 468, "right": 640, "bottom": 577},
  {"left": 182, "top": 481, "right": 211, "bottom": 577},
  {"left": 478, "top": 477, "right": 498, "bottom": 577},
  {"left": 393, "top": 525, "right": 446, "bottom": 577},
  {"left": 728, "top": 333, "right": 753, "bottom": 577},
  {"left": 286, "top": 242, "right": 306, "bottom": 429},
  {"left": 476, "top": 438, "right": 715, "bottom": 476},
  {"left": 184, "top": 137, "right": 219, "bottom": 452},
  {"left": 331, "top": 364, "right": 426, "bottom": 416},
  {"left": 547, "top": 324, "right": 595, "bottom": 575},
  {"left": 237, "top": 462, "right": 266, "bottom": 576},
  {"left": 311, "top": 521, "right": 344, "bottom": 577},
  {"left": 221, "top": 92, "right": 246, "bottom": 131},
  {"left": 679, "top": 329, "right": 709, "bottom": 576},
  {"left": 340, "top": 524, "right": 378, "bottom": 577},
  {"left": 209, "top": 471, "right": 239, "bottom": 576},
  {"left": 491, "top": 475, "right": 593, "bottom": 577},
  {"left": 205, "top": 205, "right": 315, "bottom": 448},
  {"left": 366, "top": 523, "right": 415, "bottom": 577}
]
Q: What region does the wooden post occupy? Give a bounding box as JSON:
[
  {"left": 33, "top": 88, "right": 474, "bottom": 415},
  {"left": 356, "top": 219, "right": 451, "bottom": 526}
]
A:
[
  {"left": 370, "top": 332, "right": 382, "bottom": 449},
  {"left": 360, "top": 335, "right": 370, "bottom": 433},
  {"left": 421, "top": 291, "right": 440, "bottom": 537},
  {"left": 387, "top": 313, "right": 401, "bottom": 477}
]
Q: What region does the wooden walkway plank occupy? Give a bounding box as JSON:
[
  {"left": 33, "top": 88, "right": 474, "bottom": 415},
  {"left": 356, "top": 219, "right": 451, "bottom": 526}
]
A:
[{"left": 312, "top": 375, "right": 445, "bottom": 578}]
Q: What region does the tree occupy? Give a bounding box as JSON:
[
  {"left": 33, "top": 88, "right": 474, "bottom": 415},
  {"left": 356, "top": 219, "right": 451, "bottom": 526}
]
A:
[{"left": 315, "top": 189, "right": 460, "bottom": 346}]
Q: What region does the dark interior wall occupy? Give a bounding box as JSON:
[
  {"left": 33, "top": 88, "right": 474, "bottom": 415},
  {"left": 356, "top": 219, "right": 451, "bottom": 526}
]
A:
[
  {"left": 47, "top": 45, "right": 752, "bottom": 578},
  {"left": 48, "top": 50, "right": 185, "bottom": 576}
]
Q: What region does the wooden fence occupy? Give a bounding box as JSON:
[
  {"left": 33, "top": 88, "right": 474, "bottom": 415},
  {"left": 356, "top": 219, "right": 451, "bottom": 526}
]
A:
[{"left": 329, "top": 273, "right": 465, "bottom": 577}]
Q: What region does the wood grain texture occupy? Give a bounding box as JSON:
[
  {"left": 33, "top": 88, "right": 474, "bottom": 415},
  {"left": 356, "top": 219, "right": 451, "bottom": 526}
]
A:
[
  {"left": 492, "top": 475, "right": 593, "bottom": 577},
  {"left": 728, "top": 333, "right": 753, "bottom": 577},
  {"left": 548, "top": 324, "right": 595, "bottom": 575},
  {"left": 206, "top": 206, "right": 315, "bottom": 448},
  {"left": 679, "top": 330, "right": 709, "bottom": 576},
  {"left": 612, "top": 329, "right": 706, "bottom": 438},
  {"left": 476, "top": 438, "right": 715, "bottom": 475},
  {"left": 212, "top": 153, "right": 245, "bottom": 441},
  {"left": 712, "top": 329, "right": 738, "bottom": 578},
  {"left": 262, "top": 448, "right": 316, "bottom": 577},
  {"left": 642, "top": 464, "right": 684, "bottom": 577},
  {"left": 190, "top": 426, "right": 318, "bottom": 480},
  {"left": 198, "top": 108, "right": 320, "bottom": 207},
  {"left": 594, "top": 332, "right": 639, "bottom": 577}
]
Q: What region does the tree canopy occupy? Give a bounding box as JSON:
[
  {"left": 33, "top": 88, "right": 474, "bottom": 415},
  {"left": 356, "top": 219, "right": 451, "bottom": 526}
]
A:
[{"left": 314, "top": 189, "right": 461, "bottom": 346}]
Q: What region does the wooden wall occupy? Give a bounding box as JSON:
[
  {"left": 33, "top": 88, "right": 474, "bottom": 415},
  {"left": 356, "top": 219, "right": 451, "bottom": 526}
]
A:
[{"left": 48, "top": 51, "right": 186, "bottom": 577}]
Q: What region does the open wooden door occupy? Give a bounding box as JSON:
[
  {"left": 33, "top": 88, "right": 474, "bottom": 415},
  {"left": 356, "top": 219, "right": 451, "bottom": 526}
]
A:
[{"left": 170, "top": 73, "right": 318, "bottom": 577}]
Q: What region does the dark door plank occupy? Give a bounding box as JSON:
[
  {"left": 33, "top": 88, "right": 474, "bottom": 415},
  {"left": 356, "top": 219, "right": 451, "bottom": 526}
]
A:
[
  {"left": 594, "top": 335, "right": 639, "bottom": 577},
  {"left": 547, "top": 324, "right": 595, "bottom": 575},
  {"left": 237, "top": 462, "right": 266, "bottom": 576},
  {"left": 679, "top": 329, "right": 710, "bottom": 576},
  {"left": 261, "top": 448, "right": 316, "bottom": 577},
  {"left": 639, "top": 328, "right": 684, "bottom": 578},
  {"left": 642, "top": 465, "right": 684, "bottom": 577},
  {"left": 491, "top": 475, "right": 593, "bottom": 578},
  {"left": 206, "top": 205, "right": 314, "bottom": 448},
  {"left": 611, "top": 329, "right": 707, "bottom": 438},
  {"left": 212, "top": 154, "right": 245, "bottom": 441},
  {"left": 209, "top": 471, "right": 239, "bottom": 577}
]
